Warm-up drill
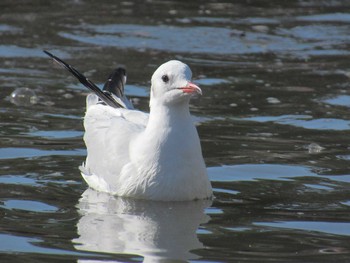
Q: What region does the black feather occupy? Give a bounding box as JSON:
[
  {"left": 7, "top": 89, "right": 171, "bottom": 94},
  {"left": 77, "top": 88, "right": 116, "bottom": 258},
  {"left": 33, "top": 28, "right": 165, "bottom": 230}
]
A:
[
  {"left": 43, "top": 50, "right": 124, "bottom": 108},
  {"left": 103, "top": 67, "right": 126, "bottom": 98}
]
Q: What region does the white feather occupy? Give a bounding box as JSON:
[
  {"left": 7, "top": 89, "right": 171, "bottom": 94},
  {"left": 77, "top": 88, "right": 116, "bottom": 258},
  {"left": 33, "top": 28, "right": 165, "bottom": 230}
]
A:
[{"left": 80, "top": 60, "right": 213, "bottom": 201}]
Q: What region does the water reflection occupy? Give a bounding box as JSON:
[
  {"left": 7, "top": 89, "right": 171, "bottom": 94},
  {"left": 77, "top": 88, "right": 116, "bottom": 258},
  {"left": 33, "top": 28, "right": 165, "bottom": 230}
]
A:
[{"left": 73, "top": 189, "right": 212, "bottom": 262}]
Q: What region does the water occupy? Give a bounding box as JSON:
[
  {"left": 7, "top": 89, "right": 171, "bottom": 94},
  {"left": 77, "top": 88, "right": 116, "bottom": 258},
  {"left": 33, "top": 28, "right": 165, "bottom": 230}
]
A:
[{"left": 1, "top": 0, "right": 350, "bottom": 262}]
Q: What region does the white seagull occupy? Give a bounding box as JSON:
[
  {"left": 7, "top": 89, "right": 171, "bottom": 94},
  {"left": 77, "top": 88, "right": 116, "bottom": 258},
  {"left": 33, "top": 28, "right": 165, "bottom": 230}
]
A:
[{"left": 44, "top": 51, "right": 213, "bottom": 201}]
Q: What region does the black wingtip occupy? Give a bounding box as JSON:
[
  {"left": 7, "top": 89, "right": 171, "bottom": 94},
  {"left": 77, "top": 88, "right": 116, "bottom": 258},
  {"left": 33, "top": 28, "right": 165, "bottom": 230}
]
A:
[
  {"left": 103, "top": 67, "right": 127, "bottom": 98},
  {"left": 43, "top": 50, "right": 124, "bottom": 109},
  {"left": 43, "top": 50, "right": 71, "bottom": 71},
  {"left": 43, "top": 50, "right": 58, "bottom": 61},
  {"left": 43, "top": 50, "right": 52, "bottom": 57}
]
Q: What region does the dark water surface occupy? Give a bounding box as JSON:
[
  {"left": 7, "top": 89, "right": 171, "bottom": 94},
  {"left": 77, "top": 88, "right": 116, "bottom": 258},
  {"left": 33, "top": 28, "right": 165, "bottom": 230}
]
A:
[{"left": 1, "top": 1, "right": 350, "bottom": 262}]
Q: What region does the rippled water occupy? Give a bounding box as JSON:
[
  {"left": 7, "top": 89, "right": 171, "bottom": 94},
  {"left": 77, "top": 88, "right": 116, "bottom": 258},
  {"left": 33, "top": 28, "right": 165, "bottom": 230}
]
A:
[{"left": 1, "top": 1, "right": 350, "bottom": 262}]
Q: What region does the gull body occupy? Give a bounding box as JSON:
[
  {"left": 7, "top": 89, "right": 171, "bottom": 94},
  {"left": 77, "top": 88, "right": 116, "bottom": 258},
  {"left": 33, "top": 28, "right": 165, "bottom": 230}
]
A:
[{"left": 44, "top": 51, "right": 212, "bottom": 201}]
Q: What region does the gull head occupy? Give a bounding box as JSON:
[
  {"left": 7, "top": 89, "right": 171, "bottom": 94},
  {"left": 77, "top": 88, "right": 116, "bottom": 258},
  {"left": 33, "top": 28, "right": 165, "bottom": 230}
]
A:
[{"left": 150, "top": 60, "right": 202, "bottom": 106}]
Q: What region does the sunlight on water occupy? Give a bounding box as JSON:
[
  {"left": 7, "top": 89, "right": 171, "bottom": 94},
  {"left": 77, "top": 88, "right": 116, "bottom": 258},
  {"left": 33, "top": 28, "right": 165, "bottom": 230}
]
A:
[
  {"left": 255, "top": 221, "right": 350, "bottom": 236},
  {"left": 0, "top": 148, "right": 86, "bottom": 159},
  {"left": 244, "top": 115, "right": 350, "bottom": 131},
  {"left": 1, "top": 0, "right": 350, "bottom": 262},
  {"left": 324, "top": 95, "right": 350, "bottom": 107},
  {"left": 1, "top": 200, "right": 57, "bottom": 212}
]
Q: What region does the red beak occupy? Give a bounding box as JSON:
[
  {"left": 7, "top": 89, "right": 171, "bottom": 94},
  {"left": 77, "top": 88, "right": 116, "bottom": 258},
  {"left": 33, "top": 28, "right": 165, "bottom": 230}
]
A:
[{"left": 178, "top": 82, "right": 202, "bottom": 95}]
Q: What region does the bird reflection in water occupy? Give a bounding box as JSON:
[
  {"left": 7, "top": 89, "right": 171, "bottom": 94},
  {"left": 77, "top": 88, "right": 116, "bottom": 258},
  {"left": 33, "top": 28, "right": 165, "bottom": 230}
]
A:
[{"left": 73, "top": 189, "right": 212, "bottom": 262}]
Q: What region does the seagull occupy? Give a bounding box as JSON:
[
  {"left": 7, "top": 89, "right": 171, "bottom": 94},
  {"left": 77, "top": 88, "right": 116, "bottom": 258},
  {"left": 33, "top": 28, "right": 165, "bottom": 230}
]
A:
[{"left": 44, "top": 51, "right": 213, "bottom": 201}]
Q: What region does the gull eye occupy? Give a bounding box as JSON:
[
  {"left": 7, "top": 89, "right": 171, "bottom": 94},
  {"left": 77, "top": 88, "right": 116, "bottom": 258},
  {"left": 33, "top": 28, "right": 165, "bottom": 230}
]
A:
[{"left": 161, "top": 74, "right": 169, "bottom": 83}]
